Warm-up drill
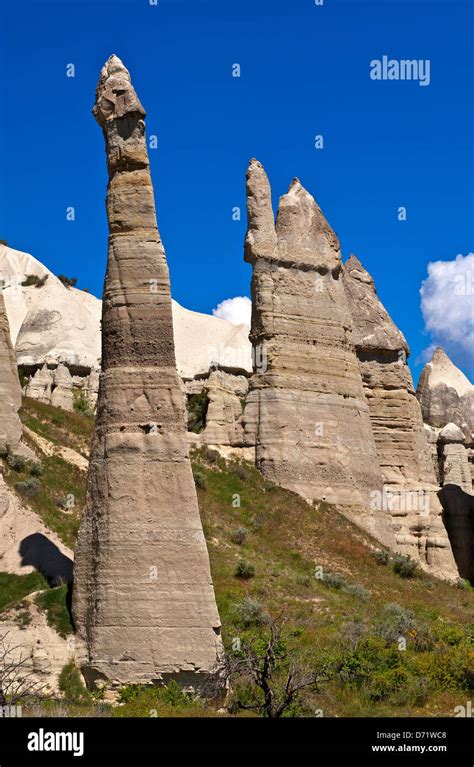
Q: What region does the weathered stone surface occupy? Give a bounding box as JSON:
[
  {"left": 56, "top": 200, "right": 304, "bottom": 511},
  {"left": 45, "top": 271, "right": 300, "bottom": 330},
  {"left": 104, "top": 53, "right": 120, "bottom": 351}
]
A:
[
  {"left": 437, "top": 423, "right": 472, "bottom": 493},
  {"left": 242, "top": 161, "right": 394, "bottom": 547},
  {"left": 342, "top": 255, "right": 457, "bottom": 577},
  {"left": 72, "top": 55, "right": 222, "bottom": 688},
  {"left": 50, "top": 363, "right": 74, "bottom": 411},
  {"left": 24, "top": 364, "right": 53, "bottom": 404},
  {"left": 0, "top": 292, "right": 22, "bottom": 452},
  {"left": 417, "top": 347, "right": 474, "bottom": 437},
  {"left": 199, "top": 371, "right": 248, "bottom": 446}
]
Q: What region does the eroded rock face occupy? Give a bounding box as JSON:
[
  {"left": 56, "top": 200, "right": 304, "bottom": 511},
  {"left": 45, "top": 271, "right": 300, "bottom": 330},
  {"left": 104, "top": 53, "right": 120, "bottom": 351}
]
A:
[
  {"left": 50, "top": 363, "right": 74, "bottom": 412},
  {"left": 438, "top": 423, "right": 472, "bottom": 493},
  {"left": 242, "top": 161, "right": 394, "bottom": 547},
  {"left": 72, "top": 55, "right": 222, "bottom": 688},
  {"left": 417, "top": 347, "right": 474, "bottom": 436},
  {"left": 342, "top": 255, "right": 457, "bottom": 578},
  {"left": 0, "top": 292, "right": 22, "bottom": 452}
]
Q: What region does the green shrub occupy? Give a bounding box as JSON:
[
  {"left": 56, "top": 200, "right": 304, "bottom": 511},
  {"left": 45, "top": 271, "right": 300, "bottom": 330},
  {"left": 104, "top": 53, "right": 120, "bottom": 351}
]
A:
[
  {"left": 73, "top": 392, "right": 93, "bottom": 416},
  {"left": 231, "top": 463, "right": 249, "bottom": 481},
  {"left": 6, "top": 453, "right": 26, "bottom": 471},
  {"left": 392, "top": 555, "right": 418, "bottom": 579},
  {"left": 234, "top": 560, "right": 255, "bottom": 580},
  {"left": 35, "top": 584, "right": 73, "bottom": 638},
  {"left": 233, "top": 596, "right": 265, "bottom": 627},
  {"left": 345, "top": 583, "right": 371, "bottom": 601},
  {"left": 230, "top": 527, "right": 247, "bottom": 546},
  {"left": 371, "top": 549, "right": 389, "bottom": 565},
  {"left": 186, "top": 392, "right": 208, "bottom": 433},
  {"left": 374, "top": 603, "right": 416, "bottom": 645},
  {"left": 21, "top": 274, "right": 48, "bottom": 288},
  {"left": 58, "top": 275, "right": 77, "bottom": 288},
  {"left": 321, "top": 570, "right": 347, "bottom": 590},
  {"left": 192, "top": 467, "right": 207, "bottom": 490},
  {"left": 29, "top": 462, "right": 44, "bottom": 477},
  {"left": 59, "top": 661, "right": 90, "bottom": 701},
  {"left": 15, "top": 478, "right": 40, "bottom": 498}
]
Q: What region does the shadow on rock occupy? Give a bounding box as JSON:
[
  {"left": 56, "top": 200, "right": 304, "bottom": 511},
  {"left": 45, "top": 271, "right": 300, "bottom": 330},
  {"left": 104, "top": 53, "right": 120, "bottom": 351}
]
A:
[
  {"left": 19, "top": 533, "right": 73, "bottom": 587},
  {"left": 438, "top": 484, "right": 474, "bottom": 584}
]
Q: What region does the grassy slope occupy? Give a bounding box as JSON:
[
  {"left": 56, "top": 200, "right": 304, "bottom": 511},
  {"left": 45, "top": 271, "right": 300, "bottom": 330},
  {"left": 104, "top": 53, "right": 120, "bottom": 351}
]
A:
[{"left": 3, "top": 399, "right": 473, "bottom": 717}]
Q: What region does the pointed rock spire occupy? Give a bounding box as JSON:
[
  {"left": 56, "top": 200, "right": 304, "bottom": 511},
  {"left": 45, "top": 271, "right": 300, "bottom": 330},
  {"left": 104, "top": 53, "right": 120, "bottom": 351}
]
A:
[
  {"left": 73, "top": 56, "right": 222, "bottom": 689},
  {"left": 343, "top": 253, "right": 408, "bottom": 353},
  {"left": 241, "top": 167, "right": 394, "bottom": 547},
  {"left": 275, "top": 178, "right": 341, "bottom": 269},
  {"left": 417, "top": 346, "right": 473, "bottom": 434},
  {"left": 244, "top": 158, "right": 277, "bottom": 264},
  {"left": 343, "top": 254, "right": 458, "bottom": 579}
]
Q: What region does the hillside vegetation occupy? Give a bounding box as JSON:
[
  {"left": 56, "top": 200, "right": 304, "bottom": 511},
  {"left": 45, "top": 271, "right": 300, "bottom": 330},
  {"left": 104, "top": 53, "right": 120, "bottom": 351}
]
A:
[{"left": 1, "top": 399, "right": 472, "bottom": 717}]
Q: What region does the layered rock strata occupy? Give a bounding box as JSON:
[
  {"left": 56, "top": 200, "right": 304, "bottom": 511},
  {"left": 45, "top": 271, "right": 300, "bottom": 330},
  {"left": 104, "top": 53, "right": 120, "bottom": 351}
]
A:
[
  {"left": 72, "top": 55, "right": 222, "bottom": 688},
  {"left": 342, "top": 255, "right": 457, "bottom": 576},
  {"left": 438, "top": 423, "right": 472, "bottom": 493},
  {"left": 241, "top": 160, "right": 394, "bottom": 547}
]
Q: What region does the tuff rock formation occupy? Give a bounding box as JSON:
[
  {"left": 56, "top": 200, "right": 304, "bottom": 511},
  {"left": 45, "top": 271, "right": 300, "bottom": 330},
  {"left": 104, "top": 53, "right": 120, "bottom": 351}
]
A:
[
  {"left": 50, "top": 363, "right": 74, "bottom": 411},
  {"left": 72, "top": 55, "right": 222, "bottom": 688},
  {"left": 342, "top": 255, "right": 457, "bottom": 576},
  {"left": 241, "top": 160, "right": 395, "bottom": 548},
  {"left": 24, "top": 364, "right": 53, "bottom": 404},
  {"left": 417, "top": 347, "right": 474, "bottom": 437},
  {"left": 0, "top": 292, "right": 22, "bottom": 452},
  {"left": 438, "top": 423, "right": 472, "bottom": 493},
  {"left": 417, "top": 347, "right": 474, "bottom": 491}
]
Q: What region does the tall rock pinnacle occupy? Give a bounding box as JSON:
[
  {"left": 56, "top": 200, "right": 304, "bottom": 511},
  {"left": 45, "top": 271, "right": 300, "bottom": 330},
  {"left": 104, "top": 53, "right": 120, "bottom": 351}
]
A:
[
  {"left": 242, "top": 161, "right": 395, "bottom": 548},
  {"left": 342, "top": 255, "right": 458, "bottom": 579},
  {"left": 72, "top": 56, "right": 222, "bottom": 688},
  {"left": 0, "top": 292, "right": 22, "bottom": 452}
]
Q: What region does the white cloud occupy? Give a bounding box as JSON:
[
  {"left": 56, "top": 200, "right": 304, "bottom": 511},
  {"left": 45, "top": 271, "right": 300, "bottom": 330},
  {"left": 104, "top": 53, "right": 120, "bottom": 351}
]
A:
[
  {"left": 212, "top": 296, "right": 251, "bottom": 326},
  {"left": 420, "top": 252, "right": 474, "bottom": 372}
]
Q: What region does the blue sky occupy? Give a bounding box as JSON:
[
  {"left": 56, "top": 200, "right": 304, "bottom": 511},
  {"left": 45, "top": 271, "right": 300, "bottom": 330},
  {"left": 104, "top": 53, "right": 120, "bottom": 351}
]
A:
[{"left": 1, "top": 0, "right": 473, "bottom": 380}]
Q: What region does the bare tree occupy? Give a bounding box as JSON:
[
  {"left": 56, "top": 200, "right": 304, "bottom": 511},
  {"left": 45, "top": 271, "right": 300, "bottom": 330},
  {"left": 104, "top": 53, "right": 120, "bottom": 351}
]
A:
[
  {"left": 217, "top": 617, "right": 330, "bottom": 718},
  {"left": 0, "top": 632, "right": 47, "bottom": 707}
]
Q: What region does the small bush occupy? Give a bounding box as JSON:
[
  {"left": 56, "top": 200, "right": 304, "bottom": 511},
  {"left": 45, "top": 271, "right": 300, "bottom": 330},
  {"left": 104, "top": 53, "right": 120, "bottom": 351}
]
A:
[
  {"left": 21, "top": 274, "right": 48, "bottom": 288},
  {"left": 205, "top": 448, "right": 220, "bottom": 464},
  {"left": 29, "top": 462, "right": 44, "bottom": 477},
  {"left": 15, "top": 478, "right": 40, "bottom": 498},
  {"left": 73, "top": 392, "right": 94, "bottom": 416},
  {"left": 231, "top": 463, "right": 249, "bottom": 481},
  {"left": 230, "top": 527, "right": 247, "bottom": 546},
  {"left": 186, "top": 392, "right": 208, "bottom": 434},
  {"left": 322, "top": 570, "right": 347, "bottom": 590},
  {"left": 58, "top": 274, "right": 78, "bottom": 288},
  {"left": 233, "top": 596, "right": 266, "bottom": 627},
  {"left": 6, "top": 453, "right": 26, "bottom": 471},
  {"left": 371, "top": 549, "right": 389, "bottom": 565},
  {"left": 192, "top": 467, "right": 207, "bottom": 490},
  {"left": 296, "top": 574, "right": 311, "bottom": 587},
  {"left": 59, "top": 661, "right": 90, "bottom": 702},
  {"left": 234, "top": 560, "right": 255, "bottom": 580},
  {"left": 345, "top": 583, "right": 371, "bottom": 601},
  {"left": 374, "top": 603, "right": 416, "bottom": 645},
  {"left": 392, "top": 555, "right": 418, "bottom": 579}
]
